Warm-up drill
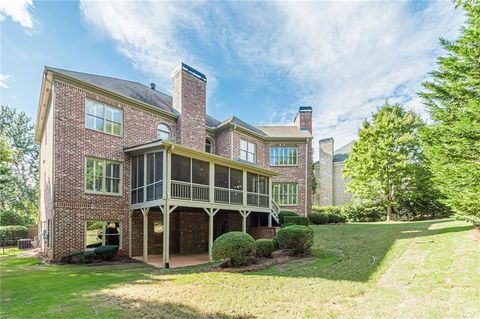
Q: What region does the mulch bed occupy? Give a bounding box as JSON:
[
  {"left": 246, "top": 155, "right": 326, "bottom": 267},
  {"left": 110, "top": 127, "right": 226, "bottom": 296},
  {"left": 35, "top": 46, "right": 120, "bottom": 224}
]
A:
[{"left": 204, "top": 250, "right": 311, "bottom": 273}]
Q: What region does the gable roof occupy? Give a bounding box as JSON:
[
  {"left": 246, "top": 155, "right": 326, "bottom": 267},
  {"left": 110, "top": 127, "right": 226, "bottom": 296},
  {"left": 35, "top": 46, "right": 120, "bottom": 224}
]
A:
[{"left": 47, "top": 67, "right": 177, "bottom": 115}]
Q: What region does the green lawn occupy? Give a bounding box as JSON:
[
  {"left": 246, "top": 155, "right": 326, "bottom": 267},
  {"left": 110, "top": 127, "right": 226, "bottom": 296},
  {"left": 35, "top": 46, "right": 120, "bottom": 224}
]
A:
[{"left": 1, "top": 219, "right": 479, "bottom": 318}]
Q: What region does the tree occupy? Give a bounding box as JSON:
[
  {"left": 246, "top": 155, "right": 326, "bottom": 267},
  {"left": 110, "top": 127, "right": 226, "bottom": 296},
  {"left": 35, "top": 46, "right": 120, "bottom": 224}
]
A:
[
  {"left": 420, "top": 2, "right": 480, "bottom": 226},
  {"left": 343, "top": 102, "right": 430, "bottom": 221},
  {"left": 0, "top": 105, "right": 39, "bottom": 224}
]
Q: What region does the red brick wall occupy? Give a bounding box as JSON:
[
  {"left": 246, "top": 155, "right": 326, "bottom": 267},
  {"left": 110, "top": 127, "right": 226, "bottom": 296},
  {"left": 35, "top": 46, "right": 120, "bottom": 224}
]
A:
[
  {"left": 51, "top": 81, "right": 176, "bottom": 259},
  {"left": 172, "top": 68, "right": 206, "bottom": 151},
  {"left": 214, "top": 128, "right": 232, "bottom": 158},
  {"left": 248, "top": 227, "right": 277, "bottom": 239}
]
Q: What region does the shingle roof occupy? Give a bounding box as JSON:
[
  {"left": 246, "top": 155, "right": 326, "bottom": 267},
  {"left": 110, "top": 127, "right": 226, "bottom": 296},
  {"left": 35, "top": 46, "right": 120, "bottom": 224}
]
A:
[
  {"left": 206, "top": 115, "right": 222, "bottom": 128},
  {"left": 333, "top": 141, "right": 355, "bottom": 162},
  {"left": 47, "top": 67, "right": 177, "bottom": 114},
  {"left": 256, "top": 126, "right": 312, "bottom": 138}
]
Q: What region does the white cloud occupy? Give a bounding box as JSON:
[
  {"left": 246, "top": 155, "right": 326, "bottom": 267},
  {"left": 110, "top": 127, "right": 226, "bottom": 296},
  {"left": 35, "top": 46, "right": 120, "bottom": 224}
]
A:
[
  {"left": 79, "top": 1, "right": 465, "bottom": 159},
  {"left": 0, "top": 74, "right": 12, "bottom": 88},
  {"left": 0, "top": 0, "right": 34, "bottom": 29}
]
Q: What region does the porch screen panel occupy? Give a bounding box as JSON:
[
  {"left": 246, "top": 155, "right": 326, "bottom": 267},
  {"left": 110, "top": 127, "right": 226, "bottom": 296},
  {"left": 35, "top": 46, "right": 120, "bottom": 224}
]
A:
[
  {"left": 192, "top": 159, "right": 209, "bottom": 185},
  {"left": 131, "top": 155, "right": 144, "bottom": 204},
  {"left": 154, "top": 152, "right": 163, "bottom": 199},
  {"left": 146, "top": 152, "right": 163, "bottom": 201},
  {"left": 214, "top": 164, "right": 229, "bottom": 188},
  {"left": 229, "top": 168, "right": 243, "bottom": 204},
  {"left": 171, "top": 154, "right": 191, "bottom": 182},
  {"left": 247, "top": 173, "right": 258, "bottom": 193}
]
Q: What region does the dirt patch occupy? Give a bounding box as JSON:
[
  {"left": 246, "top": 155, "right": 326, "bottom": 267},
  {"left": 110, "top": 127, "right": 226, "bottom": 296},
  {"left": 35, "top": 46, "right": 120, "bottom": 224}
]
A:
[
  {"left": 472, "top": 228, "right": 480, "bottom": 241},
  {"left": 204, "top": 254, "right": 309, "bottom": 273}
]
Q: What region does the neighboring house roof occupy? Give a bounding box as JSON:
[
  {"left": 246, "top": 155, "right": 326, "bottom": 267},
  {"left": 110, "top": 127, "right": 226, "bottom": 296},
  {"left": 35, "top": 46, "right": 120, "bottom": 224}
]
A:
[
  {"left": 333, "top": 141, "right": 355, "bottom": 162},
  {"left": 256, "top": 126, "right": 312, "bottom": 139}
]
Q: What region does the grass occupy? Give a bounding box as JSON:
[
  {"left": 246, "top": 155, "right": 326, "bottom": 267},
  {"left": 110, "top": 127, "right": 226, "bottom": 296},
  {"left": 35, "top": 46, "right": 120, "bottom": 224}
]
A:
[{"left": 1, "top": 219, "right": 479, "bottom": 318}]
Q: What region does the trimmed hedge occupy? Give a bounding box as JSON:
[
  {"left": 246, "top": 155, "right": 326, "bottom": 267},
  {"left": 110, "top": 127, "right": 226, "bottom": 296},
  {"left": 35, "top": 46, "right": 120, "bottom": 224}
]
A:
[
  {"left": 212, "top": 232, "right": 256, "bottom": 267},
  {"left": 284, "top": 216, "right": 309, "bottom": 226},
  {"left": 0, "top": 225, "right": 28, "bottom": 239},
  {"left": 60, "top": 250, "right": 97, "bottom": 264},
  {"left": 276, "top": 225, "right": 314, "bottom": 254},
  {"left": 255, "top": 239, "right": 274, "bottom": 258},
  {"left": 94, "top": 245, "right": 119, "bottom": 261},
  {"left": 308, "top": 212, "right": 329, "bottom": 225},
  {"left": 278, "top": 210, "right": 297, "bottom": 225}
]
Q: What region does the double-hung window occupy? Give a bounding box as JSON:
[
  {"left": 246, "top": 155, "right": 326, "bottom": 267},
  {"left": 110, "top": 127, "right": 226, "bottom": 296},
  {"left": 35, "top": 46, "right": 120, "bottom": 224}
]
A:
[
  {"left": 85, "top": 221, "right": 121, "bottom": 249},
  {"left": 272, "top": 183, "right": 298, "bottom": 205},
  {"left": 240, "top": 139, "right": 256, "bottom": 163},
  {"left": 85, "top": 157, "right": 122, "bottom": 195},
  {"left": 86, "top": 99, "right": 123, "bottom": 136},
  {"left": 270, "top": 147, "right": 298, "bottom": 166}
]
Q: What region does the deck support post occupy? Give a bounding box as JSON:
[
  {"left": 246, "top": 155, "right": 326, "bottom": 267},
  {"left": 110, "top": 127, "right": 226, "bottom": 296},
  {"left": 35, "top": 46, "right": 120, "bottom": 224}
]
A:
[
  {"left": 141, "top": 207, "right": 150, "bottom": 263},
  {"left": 162, "top": 204, "right": 177, "bottom": 269},
  {"left": 204, "top": 208, "right": 220, "bottom": 261},
  {"left": 128, "top": 210, "right": 133, "bottom": 258},
  {"left": 240, "top": 210, "right": 251, "bottom": 233},
  {"left": 268, "top": 213, "right": 272, "bottom": 227}
]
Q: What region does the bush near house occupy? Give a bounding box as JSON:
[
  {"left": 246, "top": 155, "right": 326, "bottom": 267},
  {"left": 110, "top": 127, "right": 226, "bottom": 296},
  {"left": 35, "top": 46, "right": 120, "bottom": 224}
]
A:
[
  {"left": 94, "top": 245, "right": 119, "bottom": 261},
  {"left": 212, "top": 232, "right": 256, "bottom": 267},
  {"left": 284, "top": 216, "right": 309, "bottom": 226},
  {"left": 278, "top": 210, "right": 297, "bottom": 225},
  {"left": 308, "top": 212, "right": 329, "bottom": 225},
  {"left": 0, "top": 225, "right": 28, "bottom": 239},
  {"left": 255, "top": 239, "right": 275, "bottom": 258},
  {"left": 276, "top": 225, "right": 314, "bottom": 254}
]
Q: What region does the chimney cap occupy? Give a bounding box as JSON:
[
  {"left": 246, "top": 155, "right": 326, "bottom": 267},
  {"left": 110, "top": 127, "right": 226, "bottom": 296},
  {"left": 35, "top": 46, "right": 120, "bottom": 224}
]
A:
[
  {"left": 172, "top": 62, "right": 207, "bottom": 82},
  {"left": 298, "top": 106, "right": 313, "bottom": 113},
  {"left": 319, "top": 137, "right": 334, "bottom": 143},
  {"left": 150, "top": 83, "right": 156, "bottom": 90}
]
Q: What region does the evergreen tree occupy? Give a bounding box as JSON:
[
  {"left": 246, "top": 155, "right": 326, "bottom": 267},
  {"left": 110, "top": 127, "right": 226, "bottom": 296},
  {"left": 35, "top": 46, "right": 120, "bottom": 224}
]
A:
[
  {"left": 420, "top": 2, "right": 480, "bottom": 226},
  {"left": 344, "top": 103, "right": 432, "bottom": 221}
]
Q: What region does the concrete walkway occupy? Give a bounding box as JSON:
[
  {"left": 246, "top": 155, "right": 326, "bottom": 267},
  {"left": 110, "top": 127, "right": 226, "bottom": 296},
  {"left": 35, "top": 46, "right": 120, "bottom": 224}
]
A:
[{"left": 132, "top": 253, "right": 210, "bottom": 268}]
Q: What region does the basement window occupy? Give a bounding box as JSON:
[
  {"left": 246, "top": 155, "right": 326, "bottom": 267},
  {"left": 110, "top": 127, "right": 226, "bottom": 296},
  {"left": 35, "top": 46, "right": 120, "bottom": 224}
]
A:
[{"left": 85, "top": 221, "right": 121, "bottom": 249}]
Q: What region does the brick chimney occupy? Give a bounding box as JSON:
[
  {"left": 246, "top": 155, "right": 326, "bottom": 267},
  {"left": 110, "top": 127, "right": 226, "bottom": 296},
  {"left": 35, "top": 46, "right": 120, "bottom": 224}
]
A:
[
  {"left": 318, "top": 138, "right": 334, "bottom": 206},
  {"left": 172, "top": 63, "right": 207, "bottom": 151},
  {"left": 294, "top": 106, "right": 312, "bottom": 133}
]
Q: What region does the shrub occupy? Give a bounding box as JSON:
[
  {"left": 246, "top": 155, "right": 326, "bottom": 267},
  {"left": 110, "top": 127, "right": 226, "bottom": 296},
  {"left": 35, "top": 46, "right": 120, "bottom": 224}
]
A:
[
  {"left": 308, "top": 212, "right": 329, "bottom": 225},
  {"left": 255, "top": 239, "right": 275, "bottom": 258},
  {"left": 212, "top": 232, "right": 256, "bottom": 267},
  {"left": 94, "top": 245, "right": 119, "bottom": 261},
  {"left": 278, "top": 210, "right": 297, "bottom": 225},
  {"left": 284, "top": 216, "right": 309, "bottom": 226},
  {"left": 60, "top": 251, "right": 97, "bottom": 264},
  {"left": 342, "top": 203, "right": 383, "bottom": 222},
  {"left": 272, "top": 236, "right": 279, "bottom": 249},
  {"left": 0, "top": 225, "right": 28, "bottom": 239},
  {"left": 276, "top": 225, "right": 314, "bottom": 254},
  {"left": 0, "top": 210, "right": 25, "bottom": 226}
]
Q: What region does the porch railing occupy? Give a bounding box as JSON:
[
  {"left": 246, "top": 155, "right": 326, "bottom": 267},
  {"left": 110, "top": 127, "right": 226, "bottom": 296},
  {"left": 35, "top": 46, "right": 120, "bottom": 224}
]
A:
[
  {"left": 247, "top": 192, "right": 270, "bottom": 208},
  {"left": 214, "top": 187, "right": 243, "bottom": 205},
  {"left": 171, "top": 180, "right": 209, "bottom": 202}
]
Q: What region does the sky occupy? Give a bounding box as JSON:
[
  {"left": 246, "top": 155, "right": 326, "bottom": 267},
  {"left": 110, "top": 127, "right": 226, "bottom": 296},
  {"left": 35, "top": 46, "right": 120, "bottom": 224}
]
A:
[{"left": 0, "top": 0, "right": 466, "bottom": 160}]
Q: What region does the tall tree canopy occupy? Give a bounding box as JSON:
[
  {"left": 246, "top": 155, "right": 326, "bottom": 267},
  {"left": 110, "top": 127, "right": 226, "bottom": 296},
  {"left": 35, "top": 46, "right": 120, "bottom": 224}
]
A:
[
  {"left": 343, "top": 103, "right": 437, "bottom": 221},
  {"left": 0, "top": 105, "right": 39, "bottom": 225},
  {"left": 420, "top": 2, "right": 480, "bottom": 226}
]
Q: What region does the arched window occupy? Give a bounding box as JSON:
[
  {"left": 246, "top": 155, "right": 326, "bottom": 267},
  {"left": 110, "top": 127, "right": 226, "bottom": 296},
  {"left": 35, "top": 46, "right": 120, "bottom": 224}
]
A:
[
  {"left": 157, "top": 123, "right": 171, "bottom": 141},
  {"left": 205, "top": 138, "right": 214, "bottom": 153}
]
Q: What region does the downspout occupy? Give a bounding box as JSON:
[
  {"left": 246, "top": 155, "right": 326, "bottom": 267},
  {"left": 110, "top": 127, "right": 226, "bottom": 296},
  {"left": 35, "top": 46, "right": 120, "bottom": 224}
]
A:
[{"left": 304, "top": 141, "right": 309, "bottom": 217}]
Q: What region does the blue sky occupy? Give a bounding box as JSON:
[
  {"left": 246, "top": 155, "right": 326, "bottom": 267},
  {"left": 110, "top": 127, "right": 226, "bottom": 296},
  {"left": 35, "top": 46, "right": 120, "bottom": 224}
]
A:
[{"left": 1, "top": 1, "right": 465, "bottom": 159}]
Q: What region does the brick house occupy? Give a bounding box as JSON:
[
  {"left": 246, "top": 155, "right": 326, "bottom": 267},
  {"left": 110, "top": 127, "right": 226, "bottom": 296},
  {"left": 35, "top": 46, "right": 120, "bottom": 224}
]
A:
[
  {"left": 35, "top": 63, "right": 313, "bottom": 267},
  {"left": 313, "top": 138, "right": 353, "bottom": 206}
]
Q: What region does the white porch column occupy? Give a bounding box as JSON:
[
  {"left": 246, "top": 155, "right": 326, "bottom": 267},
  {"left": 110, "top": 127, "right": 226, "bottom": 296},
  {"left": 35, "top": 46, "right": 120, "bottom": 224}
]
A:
[
  {"left": 141, "top": 207, "right": 150, "bottom": 263},
  {"left": 128, "top": 210, "right": 133, "bottom": 258},
  {"left": 162, "top": 205, "right": 176, "bottom": 268},
  {"left": 268, "top": 213, "right": 272, "bottom": 227},
  {"left": 240, "top": 210, "right": 251, "bottom": 233},
  {"left": 204, "top": 208, "right": 219, "bottom": 262}
]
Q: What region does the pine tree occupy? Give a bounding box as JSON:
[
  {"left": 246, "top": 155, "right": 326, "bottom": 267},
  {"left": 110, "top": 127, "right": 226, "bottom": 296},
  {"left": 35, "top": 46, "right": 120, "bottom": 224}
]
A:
[
  {"left": 343, "top": 103, "right": 429, "bottom": 221},
  {"left": 420, "top": 2, "right": 480, "bottom": 226}
]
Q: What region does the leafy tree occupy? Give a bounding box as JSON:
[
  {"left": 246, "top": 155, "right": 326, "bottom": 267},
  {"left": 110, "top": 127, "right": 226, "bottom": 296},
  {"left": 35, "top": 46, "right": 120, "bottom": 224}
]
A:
[
  {"left": 0, "top": 105, "right": 38, "bottom": 224},
  {"left": 420, "top": 2, "right": 480, "bottom": 226},
  {"left": 343, "top": 102, "right": 434, "bottom": 221}
]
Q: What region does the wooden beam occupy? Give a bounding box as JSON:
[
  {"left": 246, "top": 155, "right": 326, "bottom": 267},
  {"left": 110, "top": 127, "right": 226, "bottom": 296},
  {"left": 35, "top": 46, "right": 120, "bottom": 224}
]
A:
[{"left": 128, "top": 210, "right": 133, "bottom": 258}]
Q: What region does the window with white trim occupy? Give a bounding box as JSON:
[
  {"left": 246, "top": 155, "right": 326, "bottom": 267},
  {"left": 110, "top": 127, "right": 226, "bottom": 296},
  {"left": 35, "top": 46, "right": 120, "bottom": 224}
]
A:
[
  {"left": 85, "top": 157, "right": 122, "bottom": 195},
  {"left": 270, "top": 147, "right": 298, "bottom": 166},
  {"left": 240, "top": 139, "right": 256, "bottom": 163},
  {"left": 157, "top": 123, "right": 171, "bottom": 140},
  {"left": 272, "top": 183, "right": 298, "bottom": 205},
  {"left": 85, "top": 99, "right": 123, "bottom": 136},
  {"left": 85, "top": 221, "right": 121, "bottom": 249}
]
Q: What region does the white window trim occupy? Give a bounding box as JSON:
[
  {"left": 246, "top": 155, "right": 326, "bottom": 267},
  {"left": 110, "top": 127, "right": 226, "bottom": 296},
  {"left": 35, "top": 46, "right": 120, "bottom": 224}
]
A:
[
  {"left": 240, "top": 139, "right": 257, "bottom": 163},
  {"left": 273, "top": 183, "right": 298, "bottom": 206},
  {"left": 269, "top": 146, "right": 299, "bottom": 167},
  {"left": 157, "top": 123, "right": 172, "bottom": 141},
  {"left": 85, "top": 220, "right": 122, "bottom": 250},
  {"left": 84, "top": 157, "right": 123, "bottom": 196},
  {"left": 206, "top": 137, "right": 215, "bottom": 153},
  {"left": 85, "top": 98, "right": 124, "bottom": 137}
]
